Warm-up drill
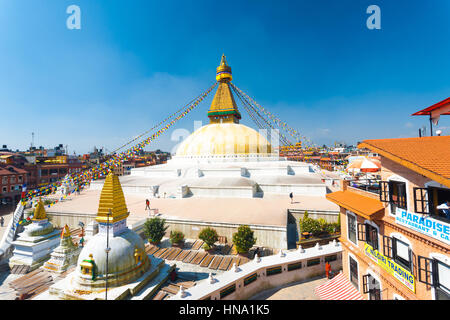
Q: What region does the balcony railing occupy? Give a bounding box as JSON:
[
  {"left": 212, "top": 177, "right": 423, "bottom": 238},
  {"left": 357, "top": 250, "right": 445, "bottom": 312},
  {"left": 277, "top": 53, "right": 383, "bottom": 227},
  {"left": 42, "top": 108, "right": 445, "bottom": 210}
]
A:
[{"left": 349, "top": 180, "right": 380, "bottom": 195}]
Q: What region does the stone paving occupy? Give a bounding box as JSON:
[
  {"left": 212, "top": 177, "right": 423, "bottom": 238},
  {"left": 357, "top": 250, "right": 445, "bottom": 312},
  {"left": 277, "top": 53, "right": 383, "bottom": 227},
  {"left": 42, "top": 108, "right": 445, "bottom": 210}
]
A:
[
  {"left": 0, "top": 211, "right": 14, "bottom": 241},
  {"left": 249, "top": 275, "right": 327, "bottom": 300}
]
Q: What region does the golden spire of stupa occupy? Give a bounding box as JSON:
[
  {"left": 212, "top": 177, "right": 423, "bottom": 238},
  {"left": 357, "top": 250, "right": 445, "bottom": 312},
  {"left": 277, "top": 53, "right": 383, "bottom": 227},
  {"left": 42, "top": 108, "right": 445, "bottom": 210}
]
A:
[
  {"left": 32, "top": 198, "right": 47, "bottom": 221},
  {"left": 96, "top": 172, "right": 129, "bottom": 224},
  {"left": 61, "top": 224, "right": 71, "bottom": 238},
  {"left": 208, "top": 54, "right": 241, "bottom": 124}
]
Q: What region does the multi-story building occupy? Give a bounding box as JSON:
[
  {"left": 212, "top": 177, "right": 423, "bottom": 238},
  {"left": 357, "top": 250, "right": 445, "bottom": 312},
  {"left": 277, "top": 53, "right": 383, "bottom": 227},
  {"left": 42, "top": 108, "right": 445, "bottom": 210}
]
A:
[
  {"left": 0, "top": 165, "right": 28, "bottom": 205},
  {"left": 326, "top": 136, "right": 449, "bottom": 300},
  {"left": 24, "top": 156, "right": 85, "bottom": 188}
]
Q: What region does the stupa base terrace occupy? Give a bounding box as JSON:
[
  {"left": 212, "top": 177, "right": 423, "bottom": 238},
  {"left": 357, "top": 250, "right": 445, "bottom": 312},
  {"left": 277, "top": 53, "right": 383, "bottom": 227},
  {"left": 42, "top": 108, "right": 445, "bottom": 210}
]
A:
[
  {"left": 44, "top": 162, "right": 338, "bottom": 250},
  {"left": 91, "top": 160, "right": 328, "bottom": 198}
]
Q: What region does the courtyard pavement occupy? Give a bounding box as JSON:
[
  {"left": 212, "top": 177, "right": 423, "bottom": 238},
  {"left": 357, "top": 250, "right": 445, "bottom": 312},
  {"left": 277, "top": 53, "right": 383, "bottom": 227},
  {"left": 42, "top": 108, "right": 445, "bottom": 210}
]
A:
[
  {"left": 249, "top": 275, "right": 327, "bottom": 300},
  {"left": 0, "top": 211, "right": 14, "bottom": 242}
]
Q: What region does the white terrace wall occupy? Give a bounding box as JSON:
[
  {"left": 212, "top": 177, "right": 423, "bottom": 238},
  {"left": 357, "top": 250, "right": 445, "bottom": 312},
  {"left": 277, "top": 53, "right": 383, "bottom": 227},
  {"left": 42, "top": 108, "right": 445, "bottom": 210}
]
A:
[{"left": 171, "top": 240, "right": 342, "bottom": 300}]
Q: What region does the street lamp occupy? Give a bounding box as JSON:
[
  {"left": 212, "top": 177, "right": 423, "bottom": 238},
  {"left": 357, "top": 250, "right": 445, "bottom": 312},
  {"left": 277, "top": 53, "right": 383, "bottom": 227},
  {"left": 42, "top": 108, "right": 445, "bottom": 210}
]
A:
[{"left": 105, "top": 209, "right": 112, "bottom": 300}]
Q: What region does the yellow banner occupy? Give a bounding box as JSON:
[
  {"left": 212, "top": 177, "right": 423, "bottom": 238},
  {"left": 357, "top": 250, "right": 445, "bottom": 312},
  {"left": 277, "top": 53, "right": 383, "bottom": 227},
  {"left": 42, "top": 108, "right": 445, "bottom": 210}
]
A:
[{"left": 364, "top": 243, "right": 415, "bottom": 293}]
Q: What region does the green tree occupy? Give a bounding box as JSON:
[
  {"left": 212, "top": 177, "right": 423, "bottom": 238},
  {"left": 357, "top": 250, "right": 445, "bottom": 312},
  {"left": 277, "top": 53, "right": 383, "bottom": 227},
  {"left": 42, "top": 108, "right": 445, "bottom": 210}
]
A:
[
  {"left": 232, "top": 225, "right": 257, "bottom": 254},
  {"left": 143, "top": 217, "right": 168, "bottom": 244},
  {"left": 198, "top": 227, "right": 219, "bottom": 250},
  {"left": 299, "top": 211, "right": 309, "bottom": 233},
  {"left": 301, "top": 218, "right": 322, "bottom": 235},
  {"left": 170, "top": 230, "right": 185, "bottom": 244}
]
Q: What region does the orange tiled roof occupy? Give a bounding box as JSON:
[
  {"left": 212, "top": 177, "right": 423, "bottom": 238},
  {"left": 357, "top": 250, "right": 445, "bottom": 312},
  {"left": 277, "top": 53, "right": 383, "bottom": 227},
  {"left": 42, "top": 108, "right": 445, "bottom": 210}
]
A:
[
  {"left": 358, "top": 136, "right": 450, "bottom": 188},
  {"left": 326, "top": 190, "right": 384, "bottom": 220}
]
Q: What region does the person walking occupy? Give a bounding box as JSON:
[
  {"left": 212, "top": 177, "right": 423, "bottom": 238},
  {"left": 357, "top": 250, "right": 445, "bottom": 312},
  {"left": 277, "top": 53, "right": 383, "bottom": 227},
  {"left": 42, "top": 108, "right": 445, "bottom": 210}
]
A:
[
  {"left": 145, "top": 199, "right": 150, "bottom": 210},
  {"left": 0, "top": 216, "right": 4, "bottom": 227},
  {"left": 289, "top": 192, "right": 293, "bottom": 204}
]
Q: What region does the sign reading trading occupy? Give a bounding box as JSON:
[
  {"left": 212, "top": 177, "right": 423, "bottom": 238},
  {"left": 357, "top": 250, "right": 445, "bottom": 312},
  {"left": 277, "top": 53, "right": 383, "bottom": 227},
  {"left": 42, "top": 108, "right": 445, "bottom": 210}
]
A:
[{"left": 364, "top": 243, "right": 415, "bottom": 293}]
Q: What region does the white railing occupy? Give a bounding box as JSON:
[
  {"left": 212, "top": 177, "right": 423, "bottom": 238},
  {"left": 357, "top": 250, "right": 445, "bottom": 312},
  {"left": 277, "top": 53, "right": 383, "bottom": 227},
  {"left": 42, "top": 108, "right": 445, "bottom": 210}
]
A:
[
  {"left": 0, "top": 202, "right": 25, "bottom": 261},
  {"left": 170, "top": 240, "right": 342, "bottom": 300}
]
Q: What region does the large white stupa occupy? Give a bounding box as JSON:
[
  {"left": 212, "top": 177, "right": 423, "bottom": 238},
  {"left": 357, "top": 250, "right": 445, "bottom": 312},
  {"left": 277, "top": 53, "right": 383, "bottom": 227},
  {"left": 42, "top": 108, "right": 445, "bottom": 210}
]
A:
[
  {"left": 47, "top": 55, "right": 338, "bottom": 250},
  {"left": 92, "top": 55, "right": 326, "bottom": 199}
]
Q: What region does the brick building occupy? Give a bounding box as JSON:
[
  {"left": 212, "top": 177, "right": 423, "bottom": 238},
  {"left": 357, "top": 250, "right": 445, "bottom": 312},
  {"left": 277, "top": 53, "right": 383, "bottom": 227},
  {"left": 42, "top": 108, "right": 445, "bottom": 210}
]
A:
[
  {"left": 0, "top": 165, "right": 28, "bottom": 206},
  {"left": 24, "top": 157, "right": 85, "bottom": 188},
  {"left": 326, "top": 136, "right": 449, "bottom": 300}
]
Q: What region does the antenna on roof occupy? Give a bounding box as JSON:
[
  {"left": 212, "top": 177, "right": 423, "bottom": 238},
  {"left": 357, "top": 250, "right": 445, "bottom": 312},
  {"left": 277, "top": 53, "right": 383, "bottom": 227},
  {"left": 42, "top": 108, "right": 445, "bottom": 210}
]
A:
[
  {"left": 31, "top": 132, "right": 34, "bottom": 150},
  {"left": 421, "top": 125, "right": 427, "bottom": 137}
]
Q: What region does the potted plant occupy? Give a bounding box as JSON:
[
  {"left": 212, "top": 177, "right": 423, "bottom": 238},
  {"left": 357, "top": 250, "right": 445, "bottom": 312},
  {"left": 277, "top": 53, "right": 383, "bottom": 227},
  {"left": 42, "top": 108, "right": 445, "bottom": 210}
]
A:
[
  {"left": 143, "top": 217, "right": 168, "bottom": 245},
  {"left": 198, "top": 227, "right": 219, "bottom": 253},
  {"left": 302, "top": 217, "right": 322, "bottom": 238},
  {"left": 170, "top": 230, "right": 185, "bottom": 248},
  {"left": 232, "top": 225, "right": 257, "bottom": 257},
  {"left": 300, "top": 211, "right": 311, "bottom": 239}
]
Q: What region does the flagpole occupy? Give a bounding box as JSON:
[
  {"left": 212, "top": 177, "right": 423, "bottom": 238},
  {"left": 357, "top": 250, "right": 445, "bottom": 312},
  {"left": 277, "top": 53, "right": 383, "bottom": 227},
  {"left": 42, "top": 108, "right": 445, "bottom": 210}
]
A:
[{"left": 105, "top": 209, "right": 111, "bottom": 300}]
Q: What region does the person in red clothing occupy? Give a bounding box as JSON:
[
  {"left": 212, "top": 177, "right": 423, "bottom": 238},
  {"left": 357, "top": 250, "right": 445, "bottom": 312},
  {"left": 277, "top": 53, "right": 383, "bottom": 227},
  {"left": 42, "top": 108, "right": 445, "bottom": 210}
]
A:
[
  {"left": 325, "top": 261, "right": 332, "bottom": 278},
  {"left": 145, "top": 199, "right": 150, "bottom": 210}
]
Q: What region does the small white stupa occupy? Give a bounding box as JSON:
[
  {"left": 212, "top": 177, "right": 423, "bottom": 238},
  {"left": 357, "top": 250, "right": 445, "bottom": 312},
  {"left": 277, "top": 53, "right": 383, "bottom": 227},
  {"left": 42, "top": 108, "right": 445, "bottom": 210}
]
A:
[
  {"left": 43, "top": 224, "right": 81, "bottom": 274},
  {"left": 9, "top": 199, "right": 61, "bottom": 271}
]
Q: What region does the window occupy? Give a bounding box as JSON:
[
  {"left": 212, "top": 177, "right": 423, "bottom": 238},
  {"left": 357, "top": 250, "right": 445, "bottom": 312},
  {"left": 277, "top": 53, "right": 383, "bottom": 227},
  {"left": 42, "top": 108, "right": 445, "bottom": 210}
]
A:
[
  {"left": 2, "top": 187, "right": 6, "bottom": 192},
  {"left": 244, "top": 273, "right": 257, "bottom": 286},
  {"left": 287, "top": 262, "right": 302, "bottom": 271},
  {"left": 10, "top": 176, "right": 15, "bottom": 183},
  {"left": 307, "top": 258, "right": 320, "bottom": 267},
  {"left": 349, "top": 256, "right": 359, "bottom": 288},
  {"left": 393, "top": 238, "right": 412, "bottom": 270},
  {"left": 358, "top": 223, "right": 379, "bottom": 250},
  {"left": 266, "top": 266, "right": 282, "bottom": 276},
  {"left": 384, "top": 236, "right": 412, "bottom": 271},
  {"left": 220, "top": 284, "right": 236, "bottom": 299},
  {"left": 325, "top": 254, "right": 337, "bottom": 263},
  {"left": 363, "top": 274, "right": 381, "bottom": 300},
  {"left": 347, "top": 213, "right": 357, "bottom": 244},
  {"left": 389, "top": 180, "right": 407, "bottom": 212},
  {"left": 415, "top": 186, "right": 450, "bottom": 222},
  {"left": 413, "top": 187, "right": 431, "bottom": 214},
  {"left": 418, "top": 256, "right": 450, "bottom": 300},
  {"left": 380, "top": 180, "right": 407, "bottom": 213}
]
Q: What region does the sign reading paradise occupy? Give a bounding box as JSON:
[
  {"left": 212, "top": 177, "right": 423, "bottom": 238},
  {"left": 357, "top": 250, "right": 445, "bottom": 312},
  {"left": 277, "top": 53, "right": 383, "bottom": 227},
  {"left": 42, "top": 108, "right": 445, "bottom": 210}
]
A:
[
  {"left": 364, "top": 243, "right": 415, "bottom": 293},
  {"left": 395, "top": 208, "right": 450, "bottom": 246}
]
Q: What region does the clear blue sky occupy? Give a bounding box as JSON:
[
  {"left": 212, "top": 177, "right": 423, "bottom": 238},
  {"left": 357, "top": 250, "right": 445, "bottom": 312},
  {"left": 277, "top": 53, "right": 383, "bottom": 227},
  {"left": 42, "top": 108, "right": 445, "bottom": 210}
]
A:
[{"left": 0, "top": 0, "right": 449, "bottom": 154}]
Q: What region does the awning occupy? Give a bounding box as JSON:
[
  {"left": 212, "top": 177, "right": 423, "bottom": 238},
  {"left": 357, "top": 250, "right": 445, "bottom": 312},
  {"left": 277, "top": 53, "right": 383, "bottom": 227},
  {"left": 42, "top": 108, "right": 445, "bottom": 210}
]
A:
[
  {"left": 411, "top": 96, "right": 450, "bottom": 125},
  {"left": 326, "top": 190, "right": 384, "bottom": 220},
  {"left": 315, "top": 271, "right": 364, "bottom": 300}
]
